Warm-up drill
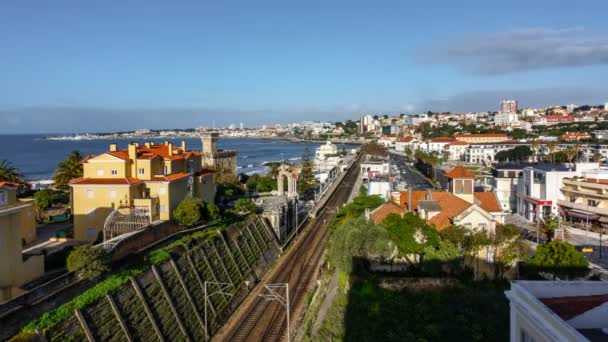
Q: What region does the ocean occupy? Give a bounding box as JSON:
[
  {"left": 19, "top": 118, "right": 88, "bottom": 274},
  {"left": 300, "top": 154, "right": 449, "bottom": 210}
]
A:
[{"left": 0, "top": 135, "right": 354, "bottom": 181}]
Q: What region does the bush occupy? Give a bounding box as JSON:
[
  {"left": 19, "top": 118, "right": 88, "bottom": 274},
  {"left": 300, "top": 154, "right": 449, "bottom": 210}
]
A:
[
  {"left": 204, "top": 202, "right": 220, "bottom": 221},
  {"left": 173, "top": 198, "right": 204, "bottom": 227},
  {"left": 234, "top": 198, "right": 256, "bottom": 214},
  {"left": 34, "top": 189, "right": 53, "bottom": 210},
  {"left": 66, "top": 245, "right": 109, "bottom": 280},
  {"left": 525, "top": 240, "right": 589, "bottom": 280}
]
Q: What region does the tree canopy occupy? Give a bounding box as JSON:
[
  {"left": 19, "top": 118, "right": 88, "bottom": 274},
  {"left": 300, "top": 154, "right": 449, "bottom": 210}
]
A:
[
  {"left": 525, "top": 240, "right": 589, "bottom": 280},
  {"left": 0, "top": 159, "right": 23, "bottom": 183},
  {"left": 67, "top": 245, "right": 110, "bottom": 280},
  {"left": 495, "top": 146, "right": 533, "bottom": 162},
  {"left": 53, "top": 150, "right": 84, "bottom": 191},
  {"left": 382, "top": 213, "right": 439, "bottom": 268}
]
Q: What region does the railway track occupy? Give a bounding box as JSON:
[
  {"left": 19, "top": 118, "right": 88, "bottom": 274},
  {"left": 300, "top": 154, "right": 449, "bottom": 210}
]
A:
[{"left": 219, "top": 153, "right": 362, "bottom": 342}]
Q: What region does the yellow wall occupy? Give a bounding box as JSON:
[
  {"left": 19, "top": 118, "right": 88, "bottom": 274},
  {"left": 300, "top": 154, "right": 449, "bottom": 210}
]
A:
[
  {"left": 72, "top": 184, "right": 142, "bottom": 241},
  {"left": 18, "top": 200, "right": 36, "bottom": 244},
  {"left": 83, "top": 154, "right": 128, "bottom": 178},
  {"left": 0, "top": 203, "right": 44, "bottom": 302}
]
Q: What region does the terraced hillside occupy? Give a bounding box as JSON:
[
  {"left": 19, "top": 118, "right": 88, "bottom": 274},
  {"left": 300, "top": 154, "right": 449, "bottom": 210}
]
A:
[{"left": 25, "top": 216, "right": 280, "bottom": 341}]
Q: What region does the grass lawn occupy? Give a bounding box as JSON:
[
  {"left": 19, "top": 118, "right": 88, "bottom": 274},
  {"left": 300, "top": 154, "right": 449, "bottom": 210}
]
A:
[{"left": 314, "top": 277, "right": 510, "bottom": 342}]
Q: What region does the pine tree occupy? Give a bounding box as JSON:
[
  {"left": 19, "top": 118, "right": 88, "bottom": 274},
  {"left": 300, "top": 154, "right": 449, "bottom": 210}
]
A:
[{"left": 298, "top": 148, "right": 316, "bottom": 194}]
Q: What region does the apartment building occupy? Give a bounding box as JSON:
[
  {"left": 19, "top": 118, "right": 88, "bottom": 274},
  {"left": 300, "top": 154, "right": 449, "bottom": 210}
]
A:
[
  {"left": 559, "top": 169, "right": 608, "bottom": 226},
  {"left": 70, "top": 141, "right": 216, "bottom": 241},
  {"left": 505, "top": 281, "right": 608, "bottom": 342},
  {"left": 0, "top": 182, "right": 43, "bottom": 302},
  {"left": 465, "top": 142, "right": 525, "bottom": 164},
  {"left": 447, "top": 140, "right": 469, "bottom": 161},
  {"left": 516, "top": 163, "right": 597, "bottom": 222},
  {"left": 395, "top": 136, "right": 419, "bottom": 152},
  {"left": 495, "top": 112, "right": 519, "bottom": 126},
  {"left": 491, "top": 163, "right": 534, "bottom": 213}
]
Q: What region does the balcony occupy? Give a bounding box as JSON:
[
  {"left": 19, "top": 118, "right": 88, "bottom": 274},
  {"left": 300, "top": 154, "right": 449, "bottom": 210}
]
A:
[
  {"left": 561, "top": 186, "right": 608, "bottom": 199},
  {"left": 563, "top": 178, "right": 608, "bottom": 191},
  {"left": 133, "top": 197, "right": 160, "bottom": 221},
  {"left": 557, "top": 199, "right": 608, "bottom": 216}
]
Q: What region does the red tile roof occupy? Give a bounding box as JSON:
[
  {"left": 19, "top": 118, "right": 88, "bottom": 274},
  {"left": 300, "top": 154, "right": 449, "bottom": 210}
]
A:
[
  {"left": 448, "top": 140, "right": 469, "bottom": 146},
  {"left": 444, "top": 166, "right": 476, "bottom": 179},
  {"left": 370, "top": 202, "right": 405, "bottom": 224},
  {"left": 474, "top": 192, "right": 502, "bottom": 212},
  {"left": 0, "top": 181, "right": 20, "bottom": 188},
  {"left": 69, "top": 177, "right": 143, "bottom": 185},
  {"left": 454, "top": 133, "right": 508, "bottom": 138},
  {"left": 430, "top": 137, "right": 456, "bottom": 143},
  {"left": 399, "top": 136, "right": 416, "bottom": 143},
  {"left": 85, "top": 144, "right": 201, "bottom": 163},
  {"left": 150, "top": 172, "right": 191, "bottom": 182},
  {"left": 427, "top": 192, "right": 472, "bottom": 230},
  {"left": 399, "top": 190, "right": 428, "bottom": 211},
  {"left": 540, "top": 295, "right": 608, "bottom": 321}
]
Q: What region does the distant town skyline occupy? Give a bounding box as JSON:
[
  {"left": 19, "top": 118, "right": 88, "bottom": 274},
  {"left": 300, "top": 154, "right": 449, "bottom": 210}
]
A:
[{"left": 1, "top": 1, "right": 607, "bottom": 133}]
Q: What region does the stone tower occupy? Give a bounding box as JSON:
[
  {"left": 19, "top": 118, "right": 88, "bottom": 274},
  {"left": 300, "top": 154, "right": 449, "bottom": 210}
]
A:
[{"left": 200, "top": 132, "right": 238, "bottom": 175}]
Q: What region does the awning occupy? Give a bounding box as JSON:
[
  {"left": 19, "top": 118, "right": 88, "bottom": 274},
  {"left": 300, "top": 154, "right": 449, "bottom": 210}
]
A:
[
  {"left": 599, "top": 216, "right": 608, "bottom": 223},
  {"left": 566, "top": 209, "right": 600, "bottom": 220}
]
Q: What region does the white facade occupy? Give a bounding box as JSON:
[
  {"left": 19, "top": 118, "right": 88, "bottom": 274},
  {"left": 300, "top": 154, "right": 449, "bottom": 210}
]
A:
[
  {"left": 516, "top": 163, "right": 598, "bottom": 222},
  {"left": 495, "top": 112, "right": 519, "bottom": 126},
  {"left": 405, "top": 114, "right": 431, "bottom": 126},
  {"left": 367, "top": 181, "right": 391, "bottom": 200},
  {"left": 465, "top": 143, "right": 523, "bottom": 164},
  {"left": 315, "top": 140, "right": 338, "bottom": 160},
  {"left": 505, "top": 281, "right": 608, "bottom": 342},
  {"left": 395, "top": 138, "right": 419, "bottom": 152},
  {"left": 361, "top": 161, "right": 389, "bottom": 180}
]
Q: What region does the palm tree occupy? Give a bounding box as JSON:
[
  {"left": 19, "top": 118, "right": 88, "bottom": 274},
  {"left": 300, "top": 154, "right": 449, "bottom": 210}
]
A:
[
  {"left": 547, "top": 141, "right": 558, "bottom": 163},
  {"left": 564, "top": 147, "right": 577, "bottom": 164},
  {"left": 540, "top": 215, "right": 560, "bottom": 242},
  {"left": 53, "top": 150, "right": 84, "bottom": 191},
  {"left": 0, "top": 159, "right": 23, "bottom": 183},
  {"left": 530, "top": 140, "right": 539, "bottom": 162}
]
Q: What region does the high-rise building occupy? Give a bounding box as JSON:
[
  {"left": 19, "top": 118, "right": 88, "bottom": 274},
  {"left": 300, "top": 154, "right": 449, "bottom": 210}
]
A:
[
  {"left": 239, "top": 122, "right": 244, "bottom": 130},
  {"left": 604, "top": 102, "right": 608, "bottom": 111},
  {"left": 500, "top": 100, "right": 518, "bottom": 114}
]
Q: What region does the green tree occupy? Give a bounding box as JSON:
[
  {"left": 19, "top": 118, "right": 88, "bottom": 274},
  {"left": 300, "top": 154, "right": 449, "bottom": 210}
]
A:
[
  {"left": 404, "top": 147, "right": 413, "bottom": 160},
  {"left": 440, "top": 225, "right": 467, "bottom": 251},
  {"left": 464, "top": 230, "right": 490, "bottom": 279},
  {"left": 53, "top": 150, "right": 84, "bottom": 191},
  {"left": 203, "top": 202, "right": 220, "bottom": 221},
  {"left": 234, "top": 198, "right": 256, "bottom": 214},
  {"left": 540, "top": 215, "right": 560, "bottom": 242},
  {"left": 0, "top": 159, "right": 23, "bottom": 183},
  {"left": 526, "top": 240, "right": 589, "bottom": 280},
  {"left": 328, "top": 217, "right": 393, "bottom": 273},
  {"left": 489, "top": 224, "right": 524, "bottom": 279},
  {"left": 66, "top": 245, "right": 110, "bottom": 280},
  {"left": 34, "top": 189, "right": 53, "bottom": 210},
  {"left": 382, "top": 213, "right": 439, "bottom": 269},
  {"left": 298, "top": 148, "right": 316, "bottom": 194},
  {"left": 335, "top": 194, "right": 384, "bottom": 223},
  {"left": 173, "top": 198, "right": 204, "bottom": 227}
]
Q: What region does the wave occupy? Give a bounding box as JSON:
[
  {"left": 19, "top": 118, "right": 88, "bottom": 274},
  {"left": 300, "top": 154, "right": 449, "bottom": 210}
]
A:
[{"left": 288, "top": 157, "right": 301, "bottom": 161}]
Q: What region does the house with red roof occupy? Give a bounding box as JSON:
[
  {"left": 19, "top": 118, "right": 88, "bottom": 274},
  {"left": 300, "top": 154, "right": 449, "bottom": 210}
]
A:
[{"left": 70, "top": 141, "right": 216, "bottom": 241}]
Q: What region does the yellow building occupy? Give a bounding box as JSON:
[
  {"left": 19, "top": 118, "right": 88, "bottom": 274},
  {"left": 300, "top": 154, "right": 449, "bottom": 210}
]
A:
[
  {"left": 0, "top": 182, "right": 44, "bottom": 302},
  {"left": 70, "top": 141, "right": 216, "bottom": 242},
  {"left": 454, "top": 133, "right": 510, "bottom": 144},
  {"left": 559, "top": 170, "right": 608, "bottom": 226}
]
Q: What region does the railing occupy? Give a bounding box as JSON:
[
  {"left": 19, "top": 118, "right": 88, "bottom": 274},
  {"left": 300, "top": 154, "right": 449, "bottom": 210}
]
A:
[
  {"left": 557, "top": 199, "right": 608, "bottom": 216},
  {"left": 561, "top": 186, "right": 608, "bottom": 199}
]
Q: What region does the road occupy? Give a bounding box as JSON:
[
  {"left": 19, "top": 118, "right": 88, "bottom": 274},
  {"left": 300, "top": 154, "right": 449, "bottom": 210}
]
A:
[
  {"left": 506, "top": 214, "right": 608, "bottom": 270},
  {"left": 389, "top": 152, "right": 432, "bottom": 190}
]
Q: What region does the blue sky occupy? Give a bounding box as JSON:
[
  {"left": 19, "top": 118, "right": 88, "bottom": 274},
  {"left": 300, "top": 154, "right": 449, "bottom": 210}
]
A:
[{"left": 1, "top": 0, "right": 607, "bottom": 133}]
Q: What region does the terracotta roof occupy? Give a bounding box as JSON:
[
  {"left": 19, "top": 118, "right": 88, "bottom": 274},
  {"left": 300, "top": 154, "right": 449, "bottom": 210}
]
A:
[
  {"left": 454, "top": 133, "right": 508, "bottom": 138},
  {"left": 430, "top": 137, "right": 455, "bottom": 143},
  {"left": 107, "top": 151, "right": 130, "bottom": 160},
  {"left": 399, "top": 190, "right": 428, "bottom": 211},
  {"left": 86, "top": 144, "right": 202, "bottom": 163},
  {"left": 399, "top": 190, "right": 474, "bottom": 230},
  {"left": 150, "top": 172, "right": 191, "bottom": 182},
  {"left": 540, "top": 295, "right": 608, "bottom": 321},
  {"left": 444, "top": 166, "right": 476, "bottom": 179},
  {"left": 474, "top": 192, "right": 502, "bottom": 212},
  {"left": 370, "top": 202, "right": 405, "bottom": 224},
  {"left": 426, "top": 192, "right": 472, "bottom": 230},
  {"left": 194, "top": 170, "right": 215, "bottom": 177},
  {"left": 399, "top": 136, "right": 416, "bottom": 143},
  {"left": 544, "top": 115, "right": 575, "bottom": 120},
  {"left": 448, "top": 140, "right": 469, "bottom": 146},
  {"left": 69, "top": 177, "right": 143, "bottom": 185},
  {"left": 0, "top": 181, "right": 20, "bottom": 188}
]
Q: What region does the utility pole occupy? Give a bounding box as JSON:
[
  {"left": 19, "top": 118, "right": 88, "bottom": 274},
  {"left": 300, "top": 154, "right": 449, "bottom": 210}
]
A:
[
  {"left": 204, "top": 281, "right": 233, "bottom": 340},
  {"left": 259, "top": 283, "right": 290, "bottom": 342}
]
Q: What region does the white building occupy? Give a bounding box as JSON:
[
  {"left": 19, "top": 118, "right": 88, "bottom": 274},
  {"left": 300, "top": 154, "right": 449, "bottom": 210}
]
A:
[
  {"left": 491, "top": 163, "right": 533, "bottom": 213},
  {"left": 315, "top": 140, "right": 338, "bottom": 160},
  {"left": 505, "top": 281, "right": 608, "bottom": 342},
  {"left": 516, "top": 163, "right": 598, "bottom": 222},
  {"left": 405, "top": 114, "right": 432, "bottom": 126},
  {"left": 604, "top": 102, "right": 608, "bottom": 111},
  {"left": 447, "top": 140, "right": 469, "bottom": 161},
  {"left": 500, "top": 100, "right": 518, "bottom": 114},
  {"left": 367, "top": 180, "right": 391, "bottom": 200},
  {"left": 465, "top": 142, "right": 526, "bottom": 165},
  {"left": 566, "top": 104, "right": 577, "bottom": 112},
  {"left": 395, "top": 136, "right": 419, "bottom": 152},
  {"left": 495, "top": 112, "right": 519, "bottom": 126},
  {"left": 361, "top": 157, "right": 389, "bottom": 181}
]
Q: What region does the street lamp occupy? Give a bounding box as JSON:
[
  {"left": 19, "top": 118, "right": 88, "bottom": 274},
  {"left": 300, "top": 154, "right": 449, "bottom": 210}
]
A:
[
  {"left": 204, "top": 281, "right": 233, "bottom": 341},
  {"left": 259, "top": 283, "right": 290, "bottom": 342}
]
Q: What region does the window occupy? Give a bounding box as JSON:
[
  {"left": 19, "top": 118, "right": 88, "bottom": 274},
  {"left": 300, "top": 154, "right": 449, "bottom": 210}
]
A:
[
  {"left": 570, "top": 196, "right": 576, "bottom": 203},
  {"left": 463, "top": 223, "right": 472, "bottom": 230},
  {"left": 86, "top": 189, "right": 94, "bottom": 199},
  {"left": 0, "top": 190, "right": 6, "bottom": 206},
  {"left": 138, "top": 168, "right": 145, "bottom": 175},
  {"left": 588, "top": 199, "right": 600, "bottom": 207},
  {"left": 478, "top": 223, "right": 487, "bottom": 231},
  {"left": 97, "top": 169, "right": 104, "bottom": 176},
  {"left": 163, "top": 165, "right": 168, "bottom": 175},
  {"left": 520, "top": 329, "right": 536, "bottom": 342},
  {"left": 111, "top": 169, "right": 118, "bottom": 175}
]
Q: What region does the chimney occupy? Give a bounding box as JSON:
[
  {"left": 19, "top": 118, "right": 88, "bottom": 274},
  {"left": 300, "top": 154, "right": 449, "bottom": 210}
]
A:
[
  {"left": 164, "top": 141, "right": 169, "bottom": 146},
  {"left": 127, "top": 143, "right": 137, "bottom": 161},
  {"left": 167, "top": 142, "right": 173, "bottom": 156},
  {"left": 109, "top": 143, "right": 117, "bottom": 152},
  {"left": 145, "top": 142, "right": 151, "bottom": 148},
  {"left": 181, "top": 140, "right": 186, "bottom": 152}
]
